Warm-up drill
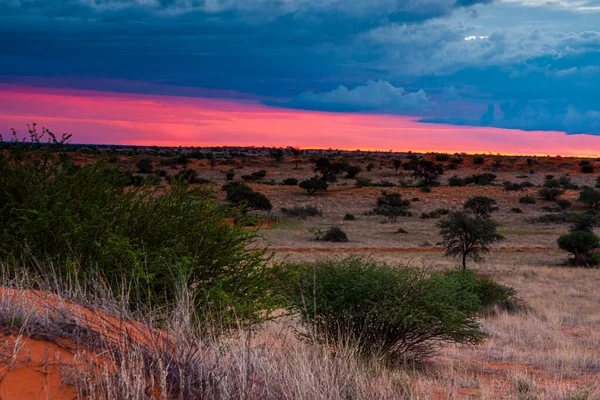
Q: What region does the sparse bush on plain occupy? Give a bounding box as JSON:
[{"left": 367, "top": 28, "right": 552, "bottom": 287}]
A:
[
  {"left": 282, "top": 177, "right": 299, "bottom": 186},
  {"left": 578, "top": 188, "right": 600, "bottom": 209},
  {"left": 519, "top": 195, "right": 537, "bottom": 204},
  {"left": 289, "top": 257, "right": 495, "bottom": 361},
  {"left": 344, "top": 213, "right": 356, "bottom": 221},
  {"left": 539, "top": 187, "right": 565, "bottom": 201},
  {"left": 222, "top": 182, "right": 273, "bottom": 212},
  {"left": 473, "top": 156, "right": 485, "bottom": 165},
  {"left": 373, "top": 192, "right": 411, "bottom": 221},
  {"left": 464, "top": 196, "right": 499, "bottom": 219},
  {"left": 299, "top": 177, "right": 329, "bottom": 194},
  {"left": 136, "top": 158, "right": 153, "bottom": 173},
  {"left": 312, "top": 226, "right": 349, "bottom": 242},
  {"left": 281, "top": 205, "right": 322, "bottom": 219},
  {"left": 437, "top": 211, "right": 505, "bottom": 268},
  {"left": 557, "top": 230, "right": 600, "bottom": 266}
]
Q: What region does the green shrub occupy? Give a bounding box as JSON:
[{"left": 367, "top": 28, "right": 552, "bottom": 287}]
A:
[
  {"left": 225, "top": 170, "right": 235, "bottom": 181},
  {"left": 450, "top": 156, "right": 464, "bottom": 164},
  {"left": 519, "top": 196, "right": 537, "bottom": 204},
  {"left": 581, "top": 165, "right": 594, "bottom": 174},
  {"left": 473, "top": 156, "right": 485, "bottom": 165},
  {"left": 435, "top": 153, "right": 450, "bottom": 162},
  {"left": 448, "top": 175, "right": 466, "bottom": 187},
  {"left": 346, "top": 165, "right": 362, "bottom": 179},
  {"left": 299, "top": 177, "right": 328, "bottom": 195},
  {"left": 511, "top": 207, "right": 523, "bottom": 213},
  {"left": 281, "top": 206, "right": 322, "bottom": 219},
  {"left": 557, "top": 230, "right": 600, "bottom": 266},
  {"left": 578, "top": 188, "right": 600, "bottom": 209},
  {"left": 281, "top": 177, "right": 299, "bottom": 186},
  {"left": 355, "top": 178, "right": 371, "bottom": 188},
  {"left": 463, "top": 196, "right": 499, "bottom": 219},
  {"left": 556, "top": 199, "right": 572, "bottom": 210},
  {"left": 222, "top": 182, "right": 272, "bottom": 212},
  {"left": 539, "top": 187, "right": 565, "bottom": 201},
  {"left": 322, "top": 226, "right": 349, "bottom": 242},
  {"left": 344, "top": 213, "right": 356, "bottom": 221},
  {"left": 420, "top": 208, "right": 450, "bottom": 219},
  {"left": 289, "top": 257, "right": 488, "bottom": 361},
  {"left": 372, "top": 192, "right": 411, "bottom": 222},
  {"left": 0, "top": 131, "right": 282, "bottom": 327}
]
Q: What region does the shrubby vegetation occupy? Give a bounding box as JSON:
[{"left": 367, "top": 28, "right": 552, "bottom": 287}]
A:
[
  {"left": 557, "top": 231, "right": 600, "bottom": 266},
  {"left": 289, "top": 257, "right": 515, "bottom": 361},
  {"left": 372, "top": 192, "right": 411, "bottom": 221},
  {"left": 299, "top": 177, "right": 329, "bottom": 194},
  {"left": 281, "top": 205, "right": 322, "bottom": 218},
  {"left": 0, "top": 128, "right": 282, "bottom": 328}
]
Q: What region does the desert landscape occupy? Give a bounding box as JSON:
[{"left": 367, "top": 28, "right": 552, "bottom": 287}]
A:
[{"left": 0, "top": 137, "right": 599, "bottom": 399}]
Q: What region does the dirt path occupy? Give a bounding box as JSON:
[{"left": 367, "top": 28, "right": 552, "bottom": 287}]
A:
[{"left": 269, "top": 246, "right": 558, "bottom": 253}]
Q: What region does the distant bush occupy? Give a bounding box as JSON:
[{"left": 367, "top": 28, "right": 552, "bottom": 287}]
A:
[
  {"left": 312, "top": 226, "right": 348, "bottom": 242},
  {"left": 503, "top": 181, "right": 524, "bottom": 191},
  {"left": 289, "top": 257, "right": 494, "bottom": 361},
  {"left": 299, "top": 177, "right": 328, "bottom": 195},
  {"left": 396, "top": 227, "right": 408, "bottom": 234},
  {"left": 449, "top": 175, "right": 466, "bottom": 187},
  {"left": 171, "top": 168, "right": 210, "bottom": 184},
  {"left": 581, "top": 165, "right": 594, "bottom": 174},
  {"left": 355, "top": 178, "right": 371, "bottom": 188},
  {"left": 450, "top": 156, "right": 464, "bottom": 164},
  {"left": 473, "top": 156, "right": 485, "bottom": 165},
  {"left": 511, "top": 207, "right": 523, "bottom": 213},
  {"left": 466, "top": 173, "right": 497, "bottom": 186},
  {"left": 557, "top": 230, "right": 600, "bottom": 266},
  {"left": 519, "top": 196, "right": 537, "bottom": 204},
  {"left": 281, "top": 206, "right": 322, "bottom": 219},
  {"left": 344, "top": 213, "right": 356, "bottom": 221},
  {"left": 539, "top": 187, "right": 565, "bottom": 201},
  {"left": 373, "top": 192, "right": 411, "bottom": 221},
  {"left": 226, "top": 170, "right": 235, "bottom": 181},
  {"left": 556, "top": 199, "right": 572, "bottom": 210},
  {"left": 435, "top": 153, "right": 450, "bottom": 162},
  {"left": 136, "top": 158, "right": 153, "bottom": 173},
  {"left": 242, "top": 170, "right": 267, "bottom": 181},
  {"left": 420, "top": 208, "right": 450, "bottom": 219},
  {"left": 578, "top": 188, "right": 600, "bottom": 210},
  {"left": 222, "top": 182, "right": 272, "bottom": 212},
  {"left": 281, "top": 177, "right": 299, "bottom": 186},
  {"left": 346, "top": 165, "right": 362, "bottom": 179},
  {"left": 558, "top": 176, "right": 579, "bottom": 190}
]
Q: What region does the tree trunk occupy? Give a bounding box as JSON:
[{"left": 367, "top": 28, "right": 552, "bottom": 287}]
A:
[{"left": 462, "top": 253, "right": 467, "bottom": 269}]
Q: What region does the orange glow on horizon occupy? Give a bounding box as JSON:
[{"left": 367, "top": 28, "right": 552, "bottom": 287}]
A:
[{"left": 1, "top": 84, "right": 600, "bottom": 157}]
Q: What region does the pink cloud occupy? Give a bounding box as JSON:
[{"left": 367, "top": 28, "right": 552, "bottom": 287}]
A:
[{"left": 1, "top": 84, "right": 600, "bottom": 157}]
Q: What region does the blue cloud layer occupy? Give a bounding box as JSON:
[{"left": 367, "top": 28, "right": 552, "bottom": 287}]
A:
[{"left": 1, "top": 0, "right": 600, "bottom": 134}]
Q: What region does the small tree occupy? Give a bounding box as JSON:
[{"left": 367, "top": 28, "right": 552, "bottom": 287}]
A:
[
  {"left": 270, "top": 148, "right": 284, "bottom": 162},
  {"left": 463, "top": 196, "right": 499, "bottom": 219},
  {"left": 299, "top": 177, "right": 328, "bottom": 195},
  {"left": 393, "top": 159, "right": 402, "bottom": 175},
  {"left": 408, "top": 160, "right": 444, "bottom": 186},
  {"left": 578, "top": 188, "right": 600, "bottom": 210},
  {"left": 437, "top": 212, "right": 505, "bottom": 269},
  {"left": 314, "top": 157, "right": 331, "bottom": 179},
  {"left": 557, "top": 231, "right": 600, "bottom": 266},
  {"left": 225, "top": 170, "right": 235, "bottom": 181}
]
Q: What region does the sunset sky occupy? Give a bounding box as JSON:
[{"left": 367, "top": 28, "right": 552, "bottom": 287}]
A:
[{"left": 1, "top": 0, "right": 600, "bottom": 155}]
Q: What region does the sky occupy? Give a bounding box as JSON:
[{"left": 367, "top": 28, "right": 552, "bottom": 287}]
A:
[{"left": 1, "top": 0, "right": 600, "bottom": 155}]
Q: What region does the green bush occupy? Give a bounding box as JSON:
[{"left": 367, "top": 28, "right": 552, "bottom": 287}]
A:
[
  {"left": 320, "top": 226, "right": 349, "bottom": 242},
  {"left": 281, "top": 177, "right": 299, "bottom": 186},
  {"left": 519, "top": 196, "right": 537, "bottom": 204},
  {"left": 581, "top": 165, "right": 594, "bottom": 174},
  {"left": 539, "top": 187, "right": 565, "bottom": 201},
  {"left": 0, "top": 131, "right": 282, "bottom": 327},
  {"left": 225, "top": 170, "right": 235, "bottom": 181},
  {"left": 435, "top": 153, "right": 450, "bottom": 162},
  {"left": 372, "top": 192, "right": 411, "bottom": 222},
  {"left": 299, "top": 177, "right": 328, "bottom": 195},
  {"left": 281, "top": 206, "right": 322, "bottom": 218},
  {"left": 556, "top": 199, "right": 572, "bottom": 210},
  {"left": 136, "top": 158, "right": 154, "bottom": 174},
  {"left": 346, "top": 165, "right": 362, "bottom": 179},
  {"left": 222, "top": 182, "right": 272, "bottom": 212},
  {"left": 473, "top": 156, "right": 485, "bottom": 165},
  {"left": 289, "top": 258, "right": 489, "bottom": 361},
  {"left": 344, "top": 213, "right": 356, "bottom": 221},
  {"left": 511, "top": 207, "right": 523, "bottom": 213},
  {"left": 557, "top": 230, "right": 600, "bottom": 266}
]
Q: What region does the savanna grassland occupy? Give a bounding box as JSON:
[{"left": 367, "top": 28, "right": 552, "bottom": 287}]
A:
[{"left": 1, "top": 134, "right": 599, "bottom": 399}]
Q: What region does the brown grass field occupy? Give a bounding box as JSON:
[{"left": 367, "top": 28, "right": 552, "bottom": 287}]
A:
[{"left": 2, "top": 149, "right": 599, "bottom": 399}]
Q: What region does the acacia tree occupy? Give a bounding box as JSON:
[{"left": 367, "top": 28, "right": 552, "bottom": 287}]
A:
[
  {"left": 463, "top": 196, "right": 499, "bottom": 219},
  {"left": 557, "top": 230, "right": 600, "bottom": 266},
  {"left": 578, "top": 188, "right": 600, "bottom": 210},
  {"left": 408, "top": 160, "right": 444, "bottom": 186},
  {"left": 437, "top": 212, "right": 505, "bottom": 269}
]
